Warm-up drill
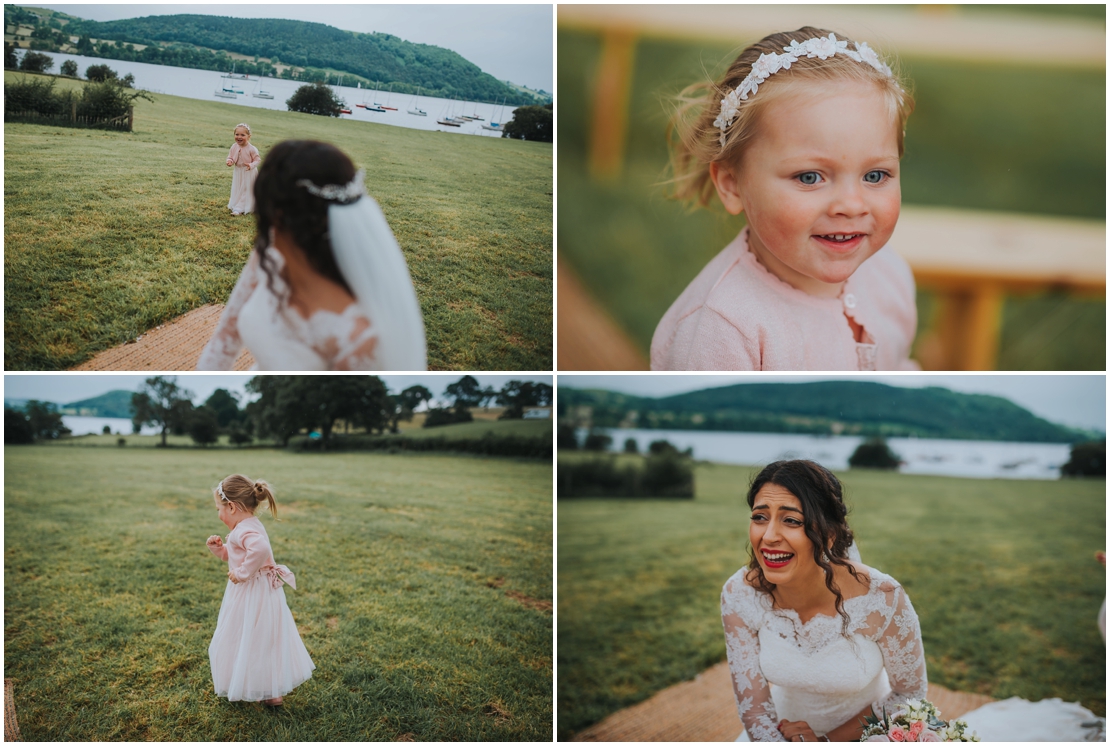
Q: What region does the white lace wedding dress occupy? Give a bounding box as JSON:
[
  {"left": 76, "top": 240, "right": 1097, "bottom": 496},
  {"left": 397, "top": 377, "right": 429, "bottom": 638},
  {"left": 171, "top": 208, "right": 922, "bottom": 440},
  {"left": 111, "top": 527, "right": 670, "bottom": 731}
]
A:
[
  {"left": 723, "top": 563, "right": 1106, "bottom": 742},
  {"left": 197, "top": 248, "right": 380, "bottom": 370},
  {"left": 722, "top": 564, "right": 927, "bottom": 741}
]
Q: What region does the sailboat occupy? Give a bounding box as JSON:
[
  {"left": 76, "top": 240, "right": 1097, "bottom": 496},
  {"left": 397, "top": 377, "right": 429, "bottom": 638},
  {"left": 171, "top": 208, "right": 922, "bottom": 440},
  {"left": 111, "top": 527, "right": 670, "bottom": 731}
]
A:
[
  {"left": 252, "top": 79, "right": 274, "bottom": 99},
  {"left": 222, "top": 62, "right": 250, "bottom": 80},
  {"left": 481, "top": 98, "right": 507, "bottom": 131},
  {"left": 407, "top": 86, "right": 427, "bottom": 116},
  {"left": 375, "top": 82, "right": 398, "bottom": 111},
  {"left": 436, "top": 102, "right": 461, "bottom": 127}
]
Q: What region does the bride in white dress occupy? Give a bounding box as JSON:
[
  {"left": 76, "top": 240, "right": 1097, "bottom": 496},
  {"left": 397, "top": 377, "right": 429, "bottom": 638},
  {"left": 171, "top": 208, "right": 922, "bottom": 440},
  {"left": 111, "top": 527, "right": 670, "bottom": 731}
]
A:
[
  {"left": 724, "top": 460, "right": 1105, "bottom": 742},
  {"left": 723, "top": 460, "right": 927, "bottom": 742},
  {"left": 197, "top": 140, "right": 426, "bottom": 371}
]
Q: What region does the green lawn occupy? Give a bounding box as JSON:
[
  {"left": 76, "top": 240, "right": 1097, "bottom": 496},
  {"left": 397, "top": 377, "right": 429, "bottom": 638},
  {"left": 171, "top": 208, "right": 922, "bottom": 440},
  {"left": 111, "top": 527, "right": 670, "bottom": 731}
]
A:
[
  {"left": 4, "top": 72, "right": 552, "bottom": 370},
  {"left": 5, "top": 446, "right": 552, "bottom": 740},
  {"left": 557, "top": 29, "right": 1105, "bottom": 370},
  {"left": 557, "top": 462, "right": 1105, "bottom": 740}
]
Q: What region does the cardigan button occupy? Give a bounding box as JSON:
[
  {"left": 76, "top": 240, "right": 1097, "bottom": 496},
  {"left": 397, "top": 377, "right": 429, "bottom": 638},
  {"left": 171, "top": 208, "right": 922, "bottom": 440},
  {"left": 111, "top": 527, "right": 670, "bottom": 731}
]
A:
[{"left": 843, "top": 293, "right": 857, "bottom": 309}]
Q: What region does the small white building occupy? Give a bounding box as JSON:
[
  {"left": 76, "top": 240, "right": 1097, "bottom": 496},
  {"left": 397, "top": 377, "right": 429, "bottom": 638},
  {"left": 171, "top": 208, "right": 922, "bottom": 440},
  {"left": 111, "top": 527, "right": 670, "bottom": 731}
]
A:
[{"left": 523, "top": 407, "right": 552, "bottom": 419}]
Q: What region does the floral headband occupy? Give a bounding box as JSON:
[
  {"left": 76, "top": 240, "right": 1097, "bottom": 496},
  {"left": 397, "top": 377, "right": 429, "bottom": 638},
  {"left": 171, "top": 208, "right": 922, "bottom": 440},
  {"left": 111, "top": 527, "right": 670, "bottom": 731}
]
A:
[
  {"left": 713, "top": 32, "right": 894, "bottom": 147},
  {"left": 217, "top": 480, "right": 229, "bottom": 502},
  {"left": 297, "top": 169, "right": 366, "bottom": 205}
]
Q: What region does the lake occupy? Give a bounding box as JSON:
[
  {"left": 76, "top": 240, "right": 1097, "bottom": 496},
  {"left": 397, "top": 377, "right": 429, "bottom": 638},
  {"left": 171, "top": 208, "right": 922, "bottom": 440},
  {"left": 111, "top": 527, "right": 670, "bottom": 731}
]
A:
[
  {"left": 12, "top": 49, "right": 517, "bottom": 137},
  {"left": 592, "top": 428, "right": 1074, "bottom": 480},
  {"left": 63, "top": 415, "right": 157, "bottom": 436}
]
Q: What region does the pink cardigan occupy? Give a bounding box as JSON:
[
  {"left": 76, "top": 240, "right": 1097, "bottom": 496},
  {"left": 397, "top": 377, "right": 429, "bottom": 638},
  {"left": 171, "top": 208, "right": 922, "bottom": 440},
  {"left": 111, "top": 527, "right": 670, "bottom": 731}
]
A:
[
  {"left": 227, "top": 143, "right": 260, "bottom": 170},
  {"left": 651, "top": 228, "right": 919, "bottom": 371}
]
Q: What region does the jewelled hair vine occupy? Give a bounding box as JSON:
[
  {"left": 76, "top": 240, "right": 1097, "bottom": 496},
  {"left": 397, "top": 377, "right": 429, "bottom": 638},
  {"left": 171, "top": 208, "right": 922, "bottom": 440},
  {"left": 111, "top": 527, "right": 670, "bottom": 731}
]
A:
[
  {"left": 296, "top": 169, "right": 366, "bottom": 205},
  {"left": 713, "top": 33, "right": 894, "bottom": 147}
]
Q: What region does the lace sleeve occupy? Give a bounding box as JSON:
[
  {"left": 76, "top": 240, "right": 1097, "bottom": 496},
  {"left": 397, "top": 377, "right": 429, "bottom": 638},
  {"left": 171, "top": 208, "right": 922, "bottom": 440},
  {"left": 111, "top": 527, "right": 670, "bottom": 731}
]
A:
[
  {"left": 332, "top": 314, "right": 379, "bottom": 371},
  {"left": 722, "top": 576, "right": 785, "bottom": 742},
  {"left": 870, "top": 582, "right": 928, "bottom": 717},
  {"left": 196, "top": 250, "right": 260, "bottom": 370}
]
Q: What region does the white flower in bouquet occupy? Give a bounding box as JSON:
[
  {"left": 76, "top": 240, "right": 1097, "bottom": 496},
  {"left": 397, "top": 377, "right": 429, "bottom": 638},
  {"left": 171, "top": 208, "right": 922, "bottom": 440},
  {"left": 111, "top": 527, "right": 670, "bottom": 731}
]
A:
[{"left": 860, "top": 699, "right": 980, "bottom": 742}]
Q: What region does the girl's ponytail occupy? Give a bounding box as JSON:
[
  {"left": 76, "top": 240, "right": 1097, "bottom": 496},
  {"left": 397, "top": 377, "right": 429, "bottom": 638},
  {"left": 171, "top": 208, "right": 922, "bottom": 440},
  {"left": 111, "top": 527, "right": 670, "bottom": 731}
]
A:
[{"left": 254, "top": 479, "right": 278, "bottom": 519}]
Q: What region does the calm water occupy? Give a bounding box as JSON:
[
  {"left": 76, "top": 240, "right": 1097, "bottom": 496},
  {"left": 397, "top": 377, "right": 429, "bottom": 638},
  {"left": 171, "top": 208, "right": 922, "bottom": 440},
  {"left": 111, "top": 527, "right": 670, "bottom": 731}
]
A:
[
  {"left": 63, "top": 415, "right": 157, "bottom": 436},
  {"left": 593, "top": 428, "right": 1073, "bottom": 480},
  {"left": 14, "top": 49, "right": 516, "bottom": 137}
]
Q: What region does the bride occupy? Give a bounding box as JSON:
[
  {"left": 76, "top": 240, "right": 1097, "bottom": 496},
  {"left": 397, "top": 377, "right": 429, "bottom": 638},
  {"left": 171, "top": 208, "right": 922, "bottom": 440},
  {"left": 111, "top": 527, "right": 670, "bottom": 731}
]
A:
[
  {"left": 197, "top": 140, "right": 426, "bottom": 371},
  {"left": 722, "top": 460, "right": 926, "bottom": 742},
  {"left": 724, "top": 460, "right": 1105, "bottom": 743}
]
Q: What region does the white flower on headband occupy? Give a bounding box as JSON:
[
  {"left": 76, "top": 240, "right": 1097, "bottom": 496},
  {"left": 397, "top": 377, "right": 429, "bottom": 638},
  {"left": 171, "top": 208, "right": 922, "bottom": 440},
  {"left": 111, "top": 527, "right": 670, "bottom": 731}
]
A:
[
  {"left": 715, "top": 33, "right": 894, "bottom": 147},
  {"left": 297, "top": 169, "right": 366, "bottom": 204},
  {"left": 217, "top": 481, "right": 228, "bottom": 501}
]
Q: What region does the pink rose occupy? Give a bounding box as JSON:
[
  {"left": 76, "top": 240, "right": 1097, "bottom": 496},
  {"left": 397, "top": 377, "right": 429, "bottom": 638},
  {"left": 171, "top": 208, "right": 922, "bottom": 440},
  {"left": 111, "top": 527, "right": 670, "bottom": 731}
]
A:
[
  {"left": 918, "top": 731, "right": 941, "bottom": 742},
  {"left": 889, "top": 725, "right": 907, "bottom": 742},
  {"left": 866, "top": 737, "right": 891, "bottom": 742},
  {"left": 909, "top": 721, "right": 925, "bottom": 738}
]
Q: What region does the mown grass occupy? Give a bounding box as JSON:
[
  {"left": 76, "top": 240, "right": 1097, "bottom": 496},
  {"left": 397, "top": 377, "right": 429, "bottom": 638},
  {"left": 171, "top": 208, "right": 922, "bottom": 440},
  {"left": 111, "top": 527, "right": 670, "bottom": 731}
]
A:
[
  {"left": 557, "top": 462, "right": 1105, "bottom": 739},
  {"left": 5, "top": 446, "right": 552, "bottom": 740},
  {"left": 557, "top": 29, "right": 1105, "bottom": 370},
  {"left": 4, "top": 72, "right": 552, "bottom": 370}
]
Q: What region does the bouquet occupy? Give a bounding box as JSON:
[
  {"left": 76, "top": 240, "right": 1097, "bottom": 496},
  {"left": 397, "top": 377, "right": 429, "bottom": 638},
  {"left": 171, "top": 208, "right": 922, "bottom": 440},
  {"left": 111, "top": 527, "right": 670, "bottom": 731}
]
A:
[{"left": 860, "top": 699, "right": 979, "bottom": 742}]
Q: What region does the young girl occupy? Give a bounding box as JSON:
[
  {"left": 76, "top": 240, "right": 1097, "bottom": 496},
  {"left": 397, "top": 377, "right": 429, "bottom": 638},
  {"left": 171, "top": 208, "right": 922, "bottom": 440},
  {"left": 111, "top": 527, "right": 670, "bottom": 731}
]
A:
[
  {"left": 206, "top": 474, "right": 314, "bottom": 705},
  {"left": 652, "top": 28, "right": 919, "bottom": 371},
  {"left": 197, "top": 139, "right": 427, "bottom": 370},
  {"left": 226, "top": 124, "right": 261, "bottom": 215}
]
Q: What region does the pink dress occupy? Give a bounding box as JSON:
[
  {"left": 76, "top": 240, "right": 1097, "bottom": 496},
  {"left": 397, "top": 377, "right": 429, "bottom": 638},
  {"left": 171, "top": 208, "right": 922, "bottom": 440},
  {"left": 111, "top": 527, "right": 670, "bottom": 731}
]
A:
[
  {"left": 227, "top": 143, "right": 260, "bottom": 214},
  {"left": 651, "top": 228, "right": 919, "bottom": 371},
  {"left": 208, "top": 516, "right": 314, "bottom": 701}
]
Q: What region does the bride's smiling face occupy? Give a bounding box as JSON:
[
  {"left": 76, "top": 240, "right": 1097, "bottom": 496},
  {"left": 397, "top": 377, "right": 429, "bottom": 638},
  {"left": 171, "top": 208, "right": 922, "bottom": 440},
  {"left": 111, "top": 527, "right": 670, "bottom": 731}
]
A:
[{"left": 749, "top": 483, "right": 823, "bottom": 586}]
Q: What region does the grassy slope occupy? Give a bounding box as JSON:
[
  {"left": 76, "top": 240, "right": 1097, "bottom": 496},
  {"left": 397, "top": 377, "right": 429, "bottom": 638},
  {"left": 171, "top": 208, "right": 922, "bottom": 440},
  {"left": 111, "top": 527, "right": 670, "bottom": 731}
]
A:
[
  {"left": 557, "top": 462, "right": 1105, "bottom": 739},
  {"left": 4, "top": 72, "right": 552, "bottom": 370},
  {"left": 5, "top": 446, "right": 552, "bottom": 740},
  {"left": 557, "top": 31, "right": 1105, "bottom": 370}
]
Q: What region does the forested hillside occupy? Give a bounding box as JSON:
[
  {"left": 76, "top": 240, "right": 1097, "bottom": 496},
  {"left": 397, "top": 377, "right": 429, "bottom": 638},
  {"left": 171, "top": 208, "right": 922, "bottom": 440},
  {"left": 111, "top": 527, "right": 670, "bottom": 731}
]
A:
[
  {"left": 7, "top": 6, "right": 545, "bottom": 104},
  {"left": 559, "top": 382, "right": 1095, "bottom": 443}
]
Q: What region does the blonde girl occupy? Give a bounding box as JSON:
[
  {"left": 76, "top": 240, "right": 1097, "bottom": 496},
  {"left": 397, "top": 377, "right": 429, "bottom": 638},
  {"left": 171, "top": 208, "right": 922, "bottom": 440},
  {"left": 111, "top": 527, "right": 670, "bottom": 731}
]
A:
[
  {"left": 206, "top": 474, "right": 314, "bottom": 705},
  {"left": 652, "top": 27, "right": 919, "bottom": 371},
  {"left": 226, "top": 123, "right": 261, "bottom": 215}
]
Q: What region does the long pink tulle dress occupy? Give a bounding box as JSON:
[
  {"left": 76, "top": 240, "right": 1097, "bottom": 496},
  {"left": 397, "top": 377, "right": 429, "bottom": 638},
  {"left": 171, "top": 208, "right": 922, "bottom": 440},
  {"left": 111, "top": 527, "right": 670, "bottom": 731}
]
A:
[{"left": 209, "top": 516, "right": 314, "bottom": 701}]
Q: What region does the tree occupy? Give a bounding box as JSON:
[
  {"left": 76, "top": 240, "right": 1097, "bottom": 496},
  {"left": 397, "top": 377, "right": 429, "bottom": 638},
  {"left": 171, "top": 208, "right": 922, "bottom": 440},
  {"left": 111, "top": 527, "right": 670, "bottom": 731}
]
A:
[
  {"left": 502, "top": 104, "right": 552, "bottom": 142},
  {"left": 189, "top": 406, "right": 220, "bottom": 446},
  {"left": 848, "top": 438, "right": 901, "bottom": 470},
  {"left": 5, "top": 408, "right": 35, "bottom": 444},
  {"left": 102, "top": 424, "right": 112, "bottom": 435},
  {"left": 19, "top": 50, "right": 53, "bottom": 73},
  {"left": 228, "top": 426, "right": 253, "bottom": 447},
  {"left": 5, "top": 43, "right": 18, "bottom": 69},
  {"left": 583, "top": 431, "right": 612, "bottom": 452},
  {"left": 24, "top": 400, "right": 69, "bottom": 440},
  {"left": 445, "top": 376, "right": 483, "bottom": 410},
  {"left": 1061, "top": 440, "right": 1106, "bottom": 477},
  {"left": 132, "top": 376, "right": 194, "bottom": 447},
  {"left": 399, "top": 385, "right": 433, "bottom": 419},
  {"left": 85, "top": 63, "right": 118, "bottom": 82},
  {"left": 557, "top": 424, "right": 578, "bottom": 451},
  {"left": 477, "top": 386, "right": 498, "bottom": 409},
  {"left": 285, "top": 82, "right": 344, "bottom": 116},
  {"left": 76, "top": 35, "right": 93, "bottom": 55},
  {"left": 59, "top": 59, "right": 78, "bottom": 77},
  {"left": 624, "top": 438, "right": 639, "bottom": 454},
  {"left": 497, "top": 380, "right": 554, "bottom": 419},
  {"left": 205, "top": 388, "right": 242, "bottom": 429},
  {"left": 246, "top": 375, "right": 391, "bottom": 447}
]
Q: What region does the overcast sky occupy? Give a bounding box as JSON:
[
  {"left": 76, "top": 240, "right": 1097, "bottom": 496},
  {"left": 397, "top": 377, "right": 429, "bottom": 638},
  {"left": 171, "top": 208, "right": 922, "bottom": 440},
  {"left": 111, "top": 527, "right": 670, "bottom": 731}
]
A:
[
  {"left": 558, "top": 375, "right": 1106, "bottom": 432},
  {"left": 34, "top": 3, "right": 553, "bottom": 92},
  {"left": 4, "top": 374, "right": 552, "bottom": 410}
]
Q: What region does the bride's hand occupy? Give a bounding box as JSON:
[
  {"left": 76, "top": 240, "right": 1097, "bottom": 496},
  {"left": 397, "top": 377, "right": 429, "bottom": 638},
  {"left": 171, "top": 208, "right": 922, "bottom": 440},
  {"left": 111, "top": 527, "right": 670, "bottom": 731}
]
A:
[{"left": 778, "top": 719, "right": 818, "bottom": 742}]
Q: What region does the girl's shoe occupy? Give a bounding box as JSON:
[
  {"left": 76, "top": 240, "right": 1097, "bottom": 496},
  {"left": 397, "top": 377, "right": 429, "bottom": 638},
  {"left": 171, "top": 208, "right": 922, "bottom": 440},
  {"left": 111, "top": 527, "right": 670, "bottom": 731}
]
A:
[{"left": 262, "top": 697, "right": 283, "bottom": 707}]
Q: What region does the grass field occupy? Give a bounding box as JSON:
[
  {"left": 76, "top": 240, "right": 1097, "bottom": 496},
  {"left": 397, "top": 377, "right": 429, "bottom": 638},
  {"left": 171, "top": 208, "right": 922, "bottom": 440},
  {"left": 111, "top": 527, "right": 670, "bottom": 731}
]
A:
[
  {"left": 557, "top": 462, "right": 1106, "bottom": 740},
  {"left": 557, "top": 29, "right": 1105, "bottom": 370},
  {"left": 5, "top": 446, "right": 552, "bottom": 740},
  {"left": 4, "top": 71, "right": 552, "bottom": 370}
]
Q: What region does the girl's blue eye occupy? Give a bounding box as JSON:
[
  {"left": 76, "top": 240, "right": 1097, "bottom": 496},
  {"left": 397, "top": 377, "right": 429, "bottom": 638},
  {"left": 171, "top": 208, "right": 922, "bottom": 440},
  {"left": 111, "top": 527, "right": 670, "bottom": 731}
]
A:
[
  {"left": 797, "top": 172, "right": 821, "bottom": 186},
  {"left": 864, "top": 170, "right": 887, "bottom": 184}
]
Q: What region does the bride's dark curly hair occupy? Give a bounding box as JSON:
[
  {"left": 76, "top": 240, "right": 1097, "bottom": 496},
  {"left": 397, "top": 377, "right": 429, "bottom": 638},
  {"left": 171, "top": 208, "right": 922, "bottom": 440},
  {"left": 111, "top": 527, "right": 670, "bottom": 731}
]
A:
[
  {"left": 745, "top": 459, "right": 862, "bottom": 633},
  {"left": 251, "top": 139, "right": 355, "bottom": 301}
]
